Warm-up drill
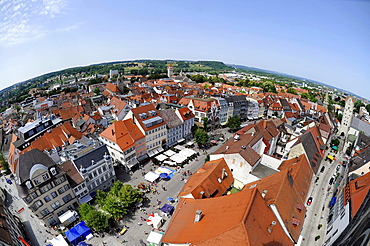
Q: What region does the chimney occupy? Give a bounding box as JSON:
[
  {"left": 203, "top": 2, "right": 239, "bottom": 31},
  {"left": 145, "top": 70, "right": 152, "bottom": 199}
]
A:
[
  {"left": 262, "top": 189, "right": 268, "bottom": 198},
  {"left": 194, "top": 210, "right": 202, "bottom": 222},
  {"left": 221, "top": 168, "right": 226, "bottom": 179},
  {"left": 112, "top": 129, "right": 115, "bottom": 136}
]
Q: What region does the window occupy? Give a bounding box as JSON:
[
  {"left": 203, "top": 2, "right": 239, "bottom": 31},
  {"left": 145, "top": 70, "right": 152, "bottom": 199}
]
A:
[
  {"left": 34, "top": 179, "right": 41, "bottom": 185},
  {"left": 34, "top": 200, "right": 43, "bottom": 209},
  {"left": 51, "top": 192, "right": 58, "bottom": 198},
  {"left": 46, "top": 183, "right": 53, "bottom": 190},
  {"left": 62, "top": 194, "right": 73, "bottom": 203},
  {"left": 64, "top": 184, "right": 69, "bottom": 191},
  {"left": 59, "top": 176, "right": 66, "bottom": 183},
  {"left": 44, "top": 196, "right": 51, "bottom": 202},
  {"left": 48, "top": 217, "right": 57, "bottom": 226},
  {"left": 74, "top": 188, "right": 78, "bottom": 192},
  {"left": 25, "top": 196, "right": 33, "bottom": 204},
  {"left": 42, "top": 174, "right": 49, "bottom": 180},
  {"left": 51, "top": 201, "right": 61, "bottom": 210},
  {"left": 54, "top": 179, "right": 60, "bottom": 186},
  {"left": 40, "top": 208, "right": 50, "bottom": 217},
  {"left": 40, "top": 186, "right": 46, "bottom": 194},
  {"left": 58, "top": 187, "right": 65, "bottom": 194},
  {"left": 57, "top": 210, "right": 65, "bottom": 216},
  {"left": 31, "top": 192, "right": 38, "bottom": 199},
  {"left": 102, "top": 165, "right": 107, "bottom": 172}
]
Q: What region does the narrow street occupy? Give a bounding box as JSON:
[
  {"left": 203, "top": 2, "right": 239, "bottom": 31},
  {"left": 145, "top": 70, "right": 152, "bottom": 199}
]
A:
[{"left": 300, "top": 136, "right": 347, "bottom": 246}]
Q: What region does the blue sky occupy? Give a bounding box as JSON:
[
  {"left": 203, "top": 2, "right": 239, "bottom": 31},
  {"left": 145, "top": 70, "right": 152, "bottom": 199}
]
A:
[{"left": 0, "top": 0, "right": 369, "bottom": 99}]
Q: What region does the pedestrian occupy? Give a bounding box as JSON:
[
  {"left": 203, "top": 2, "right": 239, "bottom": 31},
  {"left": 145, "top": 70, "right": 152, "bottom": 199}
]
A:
[{"left": 138, "top": 222, "right": 142, "bottom": 226}]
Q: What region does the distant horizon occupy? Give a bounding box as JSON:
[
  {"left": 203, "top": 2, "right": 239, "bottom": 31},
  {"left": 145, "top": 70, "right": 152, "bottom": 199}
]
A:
[
  {"left": 1, "top": 1, "right": 369, "bottom": 100},
  {"left": 4, "top": 58, "right": 368, "bottom": 101}
]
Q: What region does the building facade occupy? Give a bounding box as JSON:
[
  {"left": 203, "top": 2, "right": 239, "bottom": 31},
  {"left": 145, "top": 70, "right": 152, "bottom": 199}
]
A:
[
  {"left": 16, "top": 149, "right": 78, "bottom": 227},
  {"left": 339, "top": 97, "right": 354, "bottom": 137}
]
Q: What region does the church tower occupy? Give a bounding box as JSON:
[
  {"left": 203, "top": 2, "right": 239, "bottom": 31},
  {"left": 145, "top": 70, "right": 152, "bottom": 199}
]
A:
[
  {"left": 338, "top": 97, "right": 354, "bottom": 137},
  {"left": 323, "top": 92, "right": 329, "bottom": 110},
  {"left": 167, "top": 63, "right": 174, "bottom": 78}
]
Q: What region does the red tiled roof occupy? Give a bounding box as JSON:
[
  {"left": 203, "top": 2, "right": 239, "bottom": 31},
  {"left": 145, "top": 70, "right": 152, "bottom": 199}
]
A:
[
  {"left": 100, "top": 120, "right": 136, "bottom": 152},
  {"left": 178, "top": 158, "right": 233, "bottom": 199},
  {"left": 23, "top": 122, "right": 83, "bottom": 153},
  {"left": 247, "top": 154, "right": 313, "bottom": 243},
  {"left": 349, "top": 172, "right": 370, "bottom": 218},
  {"left": 163, "top": 187, "right": 293, "bottom": 246}
]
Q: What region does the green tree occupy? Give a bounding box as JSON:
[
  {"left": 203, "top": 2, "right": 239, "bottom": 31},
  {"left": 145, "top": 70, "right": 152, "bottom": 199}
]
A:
[
  {"left": 85, "top": 209, "right": 110, "bottom": 232},
  {"left": 339, "top": 100, "right": 345, "bottom": 107},
  {"left": 202, "top": 117, "right": 209, "bottom": 131},
  {"left": 102, "top": 195, "right": 127, "bottom": 219},
  {"left": 366, "top": 104, "right": 370, "bottom": 113},
  {"left": 354, "top": 100, "right": 365, "bottom": 113},
  {"left": 261, "top": 81, "right": 277, "bottom": 93},
  {"left": 331, "top": 139, "right": 340, "bottom": 146},
  {"left": 226, "top": 115, "right": 241, "bottom": 131},
  {"left": 301, "top": 92, "right": 309, "bottom": 99},
  {"left": 286, "top": 88, "right": 298, "bottom": 95},
  {"left": 191, "top": 124, "right": 199, "bottom": 136},
  {"left": 194, "top": 129, "right": 209, "bottom": 145},
  {"left": 337, "top": 114, "right": 343, "bottom": 122},
  {"left": 122, "top": 86, "right": 130, "bottom": 94},
  {"left": 78, "top": 203, "right": 96, "bottom": 218},
  {"left": 93, "top": 87, "right": 100, "bottom": 95}
]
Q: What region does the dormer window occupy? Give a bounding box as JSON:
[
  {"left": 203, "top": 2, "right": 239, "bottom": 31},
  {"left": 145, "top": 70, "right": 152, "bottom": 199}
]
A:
[
  {"left": 34, "top": 179, "right": 41, "bottom": 185},
  {"left": 42, "top": 174, "right": 49, "bottom": 180}
]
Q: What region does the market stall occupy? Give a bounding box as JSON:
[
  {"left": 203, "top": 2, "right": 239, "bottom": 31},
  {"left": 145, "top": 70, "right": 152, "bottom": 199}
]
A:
[
  {"left": 170, "top": 153, "right": 187, "bottom": 164},
  {"left": 146, "top": 231, "right": 164, "bottom": 245},
  {"left": 155, "top": 154, "right": 168, "bottom": 162},
  {"left": 146, "top": 213, "right": 164, "bottom": 229},
  {"left": 155, "top": 166, "right": 176, "bottom": 179},
  {"left": 163, "top": 149, "right": 176, "bottom": 157},
  {"left": 144, "top": 172, "right": 160, "bottom": 183}
]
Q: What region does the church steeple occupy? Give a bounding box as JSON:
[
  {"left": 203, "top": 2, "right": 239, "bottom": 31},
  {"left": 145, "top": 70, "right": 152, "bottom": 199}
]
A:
[{"left": 323, "top": 91, "right": 329, "bottom": 110}]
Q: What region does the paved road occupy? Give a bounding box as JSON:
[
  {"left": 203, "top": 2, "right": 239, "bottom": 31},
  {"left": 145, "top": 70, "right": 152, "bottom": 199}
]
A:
[
  {"left": 300, "top": 136, "right": 347, "bottom": 246},
  {"left": 2, "top": 128, "right": 234, "bottom": 246}
]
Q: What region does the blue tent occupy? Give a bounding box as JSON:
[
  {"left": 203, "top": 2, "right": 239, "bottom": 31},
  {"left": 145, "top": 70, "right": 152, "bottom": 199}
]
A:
[
  {"left": 78, "top": 242, "right": 89, "bottom": 246},
  {"left": 65, "top": 228, "right": 82, "bottom": 246},
  {"left": 65, "top": 221, "right": 92, "bottom": 246},
  {"left": 160, "top": 204, "right": 174, "bottom": 215},
  {"left": 75, "top": 221, "right": 92, "bottom": 238},
  {"left": 160, "top": 173, "right": 169, "bottom": 179}
]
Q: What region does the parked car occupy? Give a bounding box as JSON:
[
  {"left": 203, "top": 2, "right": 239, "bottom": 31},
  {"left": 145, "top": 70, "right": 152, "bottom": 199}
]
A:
[
  {"left": 320, "top": 166, "right": 325, "bottom": 173},
  {"left": 307, "top": 197, "right": 313, "bottom": 206},
  {"left": 5, "top": 178, "right": 12, "bottom": 184},
  {"left": 329, "top": 177, "right": 334, "bottom": 185},
  {"left": 336, "top": 165, "right": 341, "bottom": 171}
]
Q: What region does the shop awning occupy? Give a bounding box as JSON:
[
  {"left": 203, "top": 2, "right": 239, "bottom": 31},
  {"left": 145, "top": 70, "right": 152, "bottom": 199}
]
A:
[
  {"left": 137, "top": 154, "right": 148, "bottom": 162},
  {"left": 59, "top": 210, "right": 78, "bottom": 224},
  {"left": 174, "top": 145, "right": 186, "bottom": 151},
  {"left": 186, "top": 141, "right": 194, "bottom": 146},
  {"left": 78, "top": 195, "right": 93, "bottom": 204},
  {"left": 332, "top": 146, "right": 338, "bottom": 150}
]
